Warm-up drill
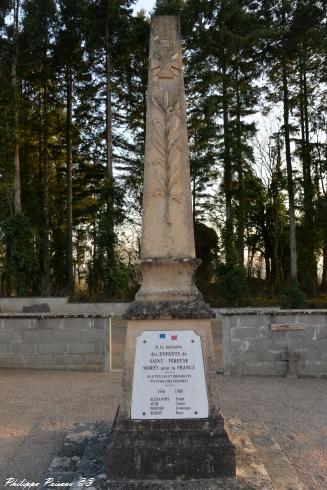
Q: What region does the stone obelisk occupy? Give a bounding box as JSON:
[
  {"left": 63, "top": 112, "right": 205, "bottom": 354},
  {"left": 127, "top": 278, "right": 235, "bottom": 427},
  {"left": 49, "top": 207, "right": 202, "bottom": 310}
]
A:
[
  {"left": 125, "top": 16, "right": 212, "bottom": 318},
  {"left": 107, "top": 16, "right": 235, "bottom": 483}
]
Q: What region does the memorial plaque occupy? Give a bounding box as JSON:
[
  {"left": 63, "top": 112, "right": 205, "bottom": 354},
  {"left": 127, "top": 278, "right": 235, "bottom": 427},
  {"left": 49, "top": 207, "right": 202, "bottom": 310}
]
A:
[{"left": 131, "top": 330, "right": 209, "bottom": 420}]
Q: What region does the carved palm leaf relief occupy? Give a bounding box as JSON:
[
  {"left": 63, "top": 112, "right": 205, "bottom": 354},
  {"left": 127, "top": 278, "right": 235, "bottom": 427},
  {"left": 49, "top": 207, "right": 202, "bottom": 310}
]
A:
[{"left": 152, "top": 89, "right": 182, "bottom": 223}]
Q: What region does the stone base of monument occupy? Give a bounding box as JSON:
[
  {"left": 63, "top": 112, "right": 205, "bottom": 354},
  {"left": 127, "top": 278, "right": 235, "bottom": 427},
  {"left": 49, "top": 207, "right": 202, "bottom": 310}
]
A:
[
  {"left": 106, "top": 417, "right": 235, "bottom": 480},
  {"left": 45, "top": 418, "right": 305, "bottom": 489},
  {"left": 106, "top": 319, "right": 235, "bottom": 480}
]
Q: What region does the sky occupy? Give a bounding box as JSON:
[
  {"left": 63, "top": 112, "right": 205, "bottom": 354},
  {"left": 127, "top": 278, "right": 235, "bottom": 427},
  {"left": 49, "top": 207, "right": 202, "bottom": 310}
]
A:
[{"left": 133, "top": 0, "right": 156, "bottom": 15}]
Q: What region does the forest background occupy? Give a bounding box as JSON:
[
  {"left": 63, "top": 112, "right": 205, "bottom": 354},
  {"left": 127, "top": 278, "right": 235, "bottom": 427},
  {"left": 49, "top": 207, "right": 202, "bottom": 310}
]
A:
[{"left": 1, "top": 0, "right": 327, "bottom": 308}]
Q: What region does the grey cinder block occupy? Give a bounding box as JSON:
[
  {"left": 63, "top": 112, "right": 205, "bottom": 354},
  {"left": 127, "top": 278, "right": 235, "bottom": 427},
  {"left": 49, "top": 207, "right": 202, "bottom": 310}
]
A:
[
  {"left": 38, "top": 342, "right": 68, "bottom": 354},
  {"left": 231, "top": 326, "right": 259, "bottom": 340},
  {"left": 53, "top": 329, "right": 83, "bottom": 341},
  {"left": 63, "top": 318, "right": 91, "bottom": 329},
  {"left": 10, "top": 343, "right": 36, "bottom": 353},
  {"left": 80, "top": 354, "right": 103, "bottom": 364},
  {"left": 24, "top": 330, "right": 53, "bottom": 342},
  {"left": 23, "top": 354, "right": 54, "bottom": 367},
  {"left": 68, "top": 342, "right": 96, "bottom": 354},
  {"left": 53, "top": 354, "right": 84, "bottom": 365},
  {"left": 0, "top": 331, "right": 22, "bottom": 342},
  {"left": 81, "top": 329, "right": 103, "bottom": 341},
  {"left": 239, "top": 315, "right": 270, "bottom": 328},
  {"left": 0, "top": 354, "right": 26, "bottom": 367},
  {"left": 230, "top": 361, "right": 286, "bottom": 376},
  {"left": 298, "top": 361, "right": 327, "bottom": 377}
]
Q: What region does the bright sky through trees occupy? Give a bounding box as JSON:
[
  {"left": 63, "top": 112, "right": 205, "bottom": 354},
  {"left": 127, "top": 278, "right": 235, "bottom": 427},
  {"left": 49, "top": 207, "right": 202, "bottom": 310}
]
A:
[{"left": 133, "top": 0, "right": 156, "bottom": 15}]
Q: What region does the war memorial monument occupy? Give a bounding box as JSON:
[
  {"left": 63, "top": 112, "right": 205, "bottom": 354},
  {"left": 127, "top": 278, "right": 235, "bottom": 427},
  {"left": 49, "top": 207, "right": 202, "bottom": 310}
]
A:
[{"left": 106, "top": 15, "right": 236, "bottom": 485}]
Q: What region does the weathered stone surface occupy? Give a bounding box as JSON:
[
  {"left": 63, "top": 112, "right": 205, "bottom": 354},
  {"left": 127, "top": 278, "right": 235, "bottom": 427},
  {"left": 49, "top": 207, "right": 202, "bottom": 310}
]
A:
[
  {"left": 125, "top": 16, "right": 207, "bottom": 316},
  {"left": 124, "top": 299, "right": 214, "bottom": 320},
  {"left": 22, "top": 303, "right": 50, "bottom": 313},
  {"left": 107, "top": 418, "right": 235, "bottom": 480},
  {"left": 141, "top": 18, "right": 194, "bottom": 258}
]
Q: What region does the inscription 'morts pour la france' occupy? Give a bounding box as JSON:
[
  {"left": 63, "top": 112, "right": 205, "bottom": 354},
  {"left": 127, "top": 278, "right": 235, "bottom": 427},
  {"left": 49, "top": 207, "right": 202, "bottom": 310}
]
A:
[{"left": 131, "top": 330, "right": 208, "bottom": 420}]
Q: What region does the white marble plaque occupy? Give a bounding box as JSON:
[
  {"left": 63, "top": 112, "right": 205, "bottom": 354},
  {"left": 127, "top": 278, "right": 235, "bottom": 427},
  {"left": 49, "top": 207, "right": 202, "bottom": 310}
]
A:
[{"left": 131, "top": 330, "right": 209, "bottom": 419}]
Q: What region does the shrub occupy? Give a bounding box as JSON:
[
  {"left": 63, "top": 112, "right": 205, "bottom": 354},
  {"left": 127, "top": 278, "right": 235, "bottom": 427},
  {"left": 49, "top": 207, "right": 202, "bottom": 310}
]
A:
[
  {"left": 216, "top": 264, "right": 249, "bottom": 307},
  {"left": 280, "top": 287, "right": 305, "bottom": 309}
]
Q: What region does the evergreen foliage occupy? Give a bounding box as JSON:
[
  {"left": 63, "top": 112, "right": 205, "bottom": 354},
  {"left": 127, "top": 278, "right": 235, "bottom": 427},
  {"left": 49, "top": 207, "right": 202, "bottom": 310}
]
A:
[
  {"left": 216, "top": 263, "right": 249, "bottom": 307},
  {"left": 0, "top": 0, "right": 326, "bottom": 305},
  {"left": 1, "top": 213, "right": 39, "bottom": 295}
]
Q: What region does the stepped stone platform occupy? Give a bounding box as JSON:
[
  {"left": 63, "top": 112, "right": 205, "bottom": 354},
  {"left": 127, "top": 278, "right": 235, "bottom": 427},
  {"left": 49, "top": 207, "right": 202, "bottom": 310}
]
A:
[{"left": 45, "top": 418, "right": 304, "bottom": 490}]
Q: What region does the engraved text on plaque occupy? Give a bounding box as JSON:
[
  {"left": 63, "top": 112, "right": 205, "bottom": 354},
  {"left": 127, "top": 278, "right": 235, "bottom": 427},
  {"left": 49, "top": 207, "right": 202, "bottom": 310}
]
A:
[{"left": 131, "top": 330, "right": 209, "bottom": 420}]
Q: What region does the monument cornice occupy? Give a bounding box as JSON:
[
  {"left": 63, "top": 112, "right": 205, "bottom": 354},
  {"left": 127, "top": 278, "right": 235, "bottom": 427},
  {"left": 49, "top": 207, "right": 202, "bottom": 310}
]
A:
[{"left": 123, "top": 298, "right": 214, "bottom": 320}]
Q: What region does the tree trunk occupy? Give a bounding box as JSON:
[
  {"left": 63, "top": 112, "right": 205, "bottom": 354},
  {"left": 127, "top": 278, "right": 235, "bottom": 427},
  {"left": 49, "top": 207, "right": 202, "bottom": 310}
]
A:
[
  {"left": 322, "top": 237, "right": 327, "bottom": 293},
  {"left": 282, "top": 60, "right": 297, "bottom": 286},
  {"left": 66, "top": 65, "right": 73, "bottom": 293},
  {"left": 235, "top": 74, "right": 245, "bottom": 268},
  {"left": 105, "top": 12, "right": 113, "bottom": 180},
  {"left": 271, "top": 136, "right": 282, "bottom": 292},
  {"left": 40, "top": 17, "right": 50, "bottom": 290},
  {"left": 42, "top": 79, "right": 50, "bottom": 288},
  {"left": 105, "top": 5, "right": 115, "bottom": 294},
  {"left": 299, "top": 36, "right": 315, "bottom": 294},
  {"left": 265, "top": 254, "right": 271, "bottom": 285},
  {"left": 222, "top": 63, "right": 234, "bottom": 266},
  {"left": 12, "top": 0, "right": 21, "bottom": 214}
]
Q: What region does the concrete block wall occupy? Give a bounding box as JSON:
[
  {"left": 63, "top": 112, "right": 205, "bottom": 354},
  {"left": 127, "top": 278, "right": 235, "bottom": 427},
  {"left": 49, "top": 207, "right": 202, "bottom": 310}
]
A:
[
  {"left": 222, "top": 310, "right": 327, "bottom": 377},
  {"left": 0, "top": 315, "right": 109, "bottom": 371}
]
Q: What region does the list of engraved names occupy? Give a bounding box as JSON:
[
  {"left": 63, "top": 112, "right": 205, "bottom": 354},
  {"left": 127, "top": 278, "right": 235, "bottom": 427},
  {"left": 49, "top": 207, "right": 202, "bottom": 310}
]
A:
[{"left": 131, "top": 330, "right": 209, "bottom": 420}]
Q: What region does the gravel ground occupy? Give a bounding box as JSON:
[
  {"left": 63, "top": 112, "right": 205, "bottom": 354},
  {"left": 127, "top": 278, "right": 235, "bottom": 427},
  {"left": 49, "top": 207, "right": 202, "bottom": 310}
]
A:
[
  {"left": 0, "top": 369, "right": 326, "bottom": 490},
  {"left": 218, "top": 375, "right": 327, "bottom": 490}
]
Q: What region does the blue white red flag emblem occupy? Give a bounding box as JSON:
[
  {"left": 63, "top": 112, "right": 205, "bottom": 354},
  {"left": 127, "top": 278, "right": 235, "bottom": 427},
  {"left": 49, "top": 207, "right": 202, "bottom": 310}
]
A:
[{"left": 159, "top": 333, "right": 178, "bottom": 340}]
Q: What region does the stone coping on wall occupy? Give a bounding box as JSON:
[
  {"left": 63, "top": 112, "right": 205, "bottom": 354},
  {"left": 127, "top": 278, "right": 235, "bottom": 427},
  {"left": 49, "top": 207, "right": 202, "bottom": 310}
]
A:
[
  {"left": 218, "top": 308, "right": 327, "bottom": 315},
  {"left": 0, "top": 296, "right": 69, "bottom": 301},
  {"left": 0, "top": 312, "right": 113, "bottom": 318}
]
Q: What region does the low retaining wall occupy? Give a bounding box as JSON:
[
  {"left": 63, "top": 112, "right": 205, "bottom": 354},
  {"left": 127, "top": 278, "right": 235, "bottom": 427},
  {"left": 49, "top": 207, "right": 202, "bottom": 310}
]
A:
[
  {"left": 51, "top": 302, "right": 128, "bottom": 316},
  {"left": 221, "top": 310, "right": 327, "bottom": 377},
  {"left": 0, "top": 314, "right": 110, "bottom": 371},
  {"left": 0, "top": 297, "right": 69, "bottom": 312},
  {"left": 0, "top": 298, "right": 128, "bottom": 316}
]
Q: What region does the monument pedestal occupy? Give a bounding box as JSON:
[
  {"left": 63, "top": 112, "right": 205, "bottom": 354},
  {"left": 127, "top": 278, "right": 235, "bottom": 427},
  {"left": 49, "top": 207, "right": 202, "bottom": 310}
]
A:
[
  {"left": 107, "top": 320, "right": 235, "bottom": 480},
  {"left": 107, "top": 418, "right": 234, "bottom": 480}
]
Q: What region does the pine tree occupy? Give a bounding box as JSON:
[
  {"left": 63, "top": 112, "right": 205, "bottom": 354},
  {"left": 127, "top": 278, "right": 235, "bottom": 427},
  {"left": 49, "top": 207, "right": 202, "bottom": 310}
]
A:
[
  {"left": 20, "top": 0, "right": 57, "bottom": 291},
  {"left": 261, "top": 0, "right": 299, "bottom": 287},
  {"left": 55, "top": 0, "right": 89, "bottom": 294},
  {"left": 291, "top": 0, "right": 322, "bottom": 294}
]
